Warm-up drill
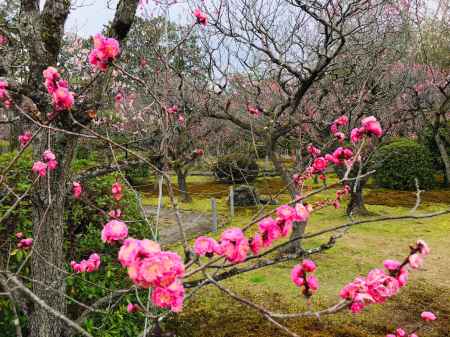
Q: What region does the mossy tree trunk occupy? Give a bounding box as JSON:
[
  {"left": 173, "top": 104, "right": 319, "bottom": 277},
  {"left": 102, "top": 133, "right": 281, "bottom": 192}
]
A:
[
  {"left": 176, "top": 167, "right": 191, "bottom": 202},
  {"left": 267, "top": 140, "right": 306, "bottom": 254}
]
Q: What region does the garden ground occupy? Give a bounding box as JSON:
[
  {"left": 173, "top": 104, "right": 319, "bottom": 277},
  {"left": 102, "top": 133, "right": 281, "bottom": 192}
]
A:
[{"left": 138, "top": 174, "right": 450, "bottom": 337}]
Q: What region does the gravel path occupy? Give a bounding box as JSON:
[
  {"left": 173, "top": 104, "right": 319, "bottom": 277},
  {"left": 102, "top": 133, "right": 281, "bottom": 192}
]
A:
[{"left": 143, "top": 206, "right": 223, "bottom": 244}]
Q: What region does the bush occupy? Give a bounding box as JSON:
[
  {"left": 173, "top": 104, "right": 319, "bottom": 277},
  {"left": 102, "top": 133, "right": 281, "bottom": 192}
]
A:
[
  {"left": 213, "top": 153, "right": 259, "bottom": 184},
  {"left": 374, "top": 138, "right": 435, "bottom": 191},
  {"left": 125, "top": 162, "right": 150, "bottom": 185}
]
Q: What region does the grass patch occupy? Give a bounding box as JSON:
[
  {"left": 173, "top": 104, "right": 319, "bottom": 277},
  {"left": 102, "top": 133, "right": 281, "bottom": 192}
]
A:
[{"left": 140, "top": 173, "right": 450, "bottom": 337}]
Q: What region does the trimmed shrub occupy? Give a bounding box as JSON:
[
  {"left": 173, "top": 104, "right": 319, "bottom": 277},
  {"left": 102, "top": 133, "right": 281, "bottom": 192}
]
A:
[
  {"left": 213, "top": 153, "right": 259, "bottom": 184},
  {"left": 374, "top": 138, "right": 435, "bottom": 191}
]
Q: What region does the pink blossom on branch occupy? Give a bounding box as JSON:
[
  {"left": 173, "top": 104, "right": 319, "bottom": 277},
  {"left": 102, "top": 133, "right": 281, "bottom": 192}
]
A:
[
  {"left": 32, "top": 161, "right": 48, "bottom": 177},
  {"left": 70, "top": 253, "right": 101, "bottom": 273},
  {"left": 18, "top": 132, "right": 32, "bottom": 147},
  {"left": 127, "top": 303, "right": 140, "bottom": 313},
  {"left": 217, "top": 227, "right": 249, "bottom": 263},
  {"left": 17, "top": 238, "right": 33, "bottom": 249},
  {"left": 112, "top": 182, "right": 123, "bottom": 201},
  {"left": 194, "top": 8, "right": 207, "bottom": 26},
  {"left": 307, "top": 144, "right": 321, "bottom": 157},
  {"left": 88, "top": 34, "right": 121, "bottom": 71},
  {"left": 101, "top": 220, "right": 128, "bottom": 244},
  {"left": 72, "top": 182, "right": 82, "bottom": 199},
  {"left": 421, "top": 311, "right": 437, "bottom": 321},
  {"left": 194, "top": 236, "right": 218, "bottom": 257}
]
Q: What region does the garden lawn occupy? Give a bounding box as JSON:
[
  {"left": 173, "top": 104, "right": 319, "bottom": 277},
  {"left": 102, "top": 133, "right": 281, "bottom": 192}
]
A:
[{"left": 139, "top": 175, "right": 450, "bottom": 337}]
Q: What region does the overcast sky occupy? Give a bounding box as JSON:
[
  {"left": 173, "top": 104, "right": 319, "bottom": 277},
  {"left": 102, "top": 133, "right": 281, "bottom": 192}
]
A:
[{"left": 65, "top": 0, "right": 191, "bottom": 37}]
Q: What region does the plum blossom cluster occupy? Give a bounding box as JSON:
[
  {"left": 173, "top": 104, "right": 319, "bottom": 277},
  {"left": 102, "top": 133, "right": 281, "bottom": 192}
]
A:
[
  {"left": 350, "top": 116, "right": 383, "bottom": 143},
  {"left": 194, "top": 8, "right": 207, "bottom": 26},
  {"left": 32, "top": 150, "right": 58, "bottom": 177},
  {"left": 72, "top": 181, "right": 82, "bottom": 199},
  {"left": 16, "top": 232, "right": 33, "bottom": 249},
  {"left": 194, "top": 203, "right": 311, "bottom": 263},
  {"left": 386, "top": 311, "right": 437, "bottom": 337},
  {"left": 0, "top": 80, "right": 11, "bottom": 108},
  {"left": 70, "top": 253, "right": 101, "bottom": 273},
  {"left": 101, "top": 219, "right": 128, "bottom": 244},
  {"left": 310, "top": 146, "right": 354, "bottom": 174},
  {"left": 111, "top": 182, "right": 123, "bottom": 201},
  {"left": 43, "top": 67, "right": 74, "bottom": 111},
  {"left": 18, "top": 132, "right": 32, "bottom": 147},
  {"left": 291, "top": 259, "right": 319, "bottom": 297},
  {"left": 118, "top": 238, "right": 185, "bottom": 312},
  {"left": 88, "top": 34, "right": 120, "bottom": 71},
  {"left": 340, "top": 240, "right": 429, "bottom": 313},
  {"left": 330, "top": 115, "right": 349, "bottom": 143},
  {"left": 166, "top": 105, "right": 186, "bottom": 125},
  {"left": 310, "top": 185, "right": 351, "bottom": 210}
]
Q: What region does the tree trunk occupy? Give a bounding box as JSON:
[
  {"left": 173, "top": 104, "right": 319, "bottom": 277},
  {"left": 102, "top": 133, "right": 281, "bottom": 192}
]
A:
[
  {"left": 346, "top": 179, "right": 370, "bottom": 216},
  {"left": 267, "top": 142, "right": 305, "bottom": 253},
  {"left": 29, "top": 132, "right": 77, "bottom": 337},
  {"left": 176, "top": 168, "right": 191, "bottom": 202},
  {"left": 435, "top": 132, "right": 450, "bottom": 186}
]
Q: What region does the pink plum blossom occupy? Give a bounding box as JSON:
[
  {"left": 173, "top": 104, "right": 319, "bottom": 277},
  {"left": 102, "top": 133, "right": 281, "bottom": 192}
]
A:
[
  {"left": 307, "top": 144, "right": 321, "bottom": 157},
  {"left": 52, "top": 86, "right": 74, "bottom": 111},
  {"left": 306, "top": 275, "right": 319, "bottom": 292},
  {"left": 218, "top": 227, "right": 249, "bottom": 263},
  {"left": 408, "top": 253, "right": 423, "bottom": 269},
  {"left": 127, "top": 303, "right": 140, "bottom": 313},
  {"left": 108, "top": 209, "right": 122, "bottom": 218},
  {"left": 15, "top": 232, "right": 23, "bottom": 239},
  {"left": 139, "top": 251, "right": 185, "bottom": 288},
  {"left": 312, "top": 157, "right": 328, "bottom": 173},
  {"left": 383, "top": 259, "right": 401, "bottom": 272},
  {"left": 72, "top": 182, "right": 82, "bottom": 199},
  {"left": 70, "top": 253, "right": 101, "bottom": 273},
  {"left": 112, "top": 182, "right": 123, "bottom": 201},
  {"left": 350, "top": 127, "right": 364, "bottom": 143},
  {"left": 258, "top": 217, "right": 280, "bottom": 247},
  {"left": 295, "top": 203, "right": 310, "bottom": 222},
  {"left": 250, "top": 234, "right": 263, "bottom": 255},
  {"left": 101, "top": 220, "right": 128, "bottom": 244},
  {"left": 18, "top": 132, "right": 32, "bottom": 147},
  {"left": 194, "top": 8, "right": 207, "bottom": 26},
  {"left": 421, "top": 311, "right": 437, "bottom": 321},
  {"left": 89, "top": 34, "right": 120, "bottom": 71},
  {"left": 291, "top": 264, "right": 305, "bottom": 287},
  {"left": 32, "top": 161, "right": 47, "bottom": 176},
  {"left": 302, "top": 259, "right": 316, "bottom": 272},
  {"left": 194, "top": 236, "right": 218, "bottom": 257},
  {"left": 18, "top": 238, "right": 33, "bottom": 249},
  {"left": 151, "top": 279, "right": 185, "bottom": 312},
  {"left": 416, "top": 239, "right": 430, "bottom": 255},
  {"left": 361, "top": 116, "right": 383, "bottom": 137}
]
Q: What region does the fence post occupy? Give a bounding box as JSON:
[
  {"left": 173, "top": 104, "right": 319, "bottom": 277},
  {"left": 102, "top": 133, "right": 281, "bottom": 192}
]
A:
[
  {"left": 211, "top": 198, "right": 218, "bottom": 232},
  {"left": 229, "top": 186, "right": 235, "bottom": 218}
]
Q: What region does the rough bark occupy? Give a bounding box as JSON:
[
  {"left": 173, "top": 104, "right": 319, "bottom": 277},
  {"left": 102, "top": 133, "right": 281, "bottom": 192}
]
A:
[
  {"left": 29, "top": 132, "right": 77, "bottom": 337},
  {"left": 267, "top": 141, "right": 306, "bottom": 254},
  {"left": 435, "top": 132, "right": 450, "bottom": 186},
  {"left": 346, "top": 178, "right": 371, "bottom": 216},
  {"left": 176, "top": 168, "right": 191, "bottom": 202}
]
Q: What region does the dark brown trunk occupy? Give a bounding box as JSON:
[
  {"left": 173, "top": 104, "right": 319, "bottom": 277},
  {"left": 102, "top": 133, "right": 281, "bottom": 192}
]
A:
[
  {"left": 435, "top": 132, "right": 450, "bottom": 186},
  {"left": 267, "top": 142, "right": 305, "bottom": 253},
  {"left": 176, "top": 168, "right": 191, "bottom": 202},
  {"left": 346, "top": 180, "right": 370, "bottom": 216},
  {"left": 29, "top": 132, "right": 77, "bottom": 337}
]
